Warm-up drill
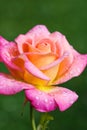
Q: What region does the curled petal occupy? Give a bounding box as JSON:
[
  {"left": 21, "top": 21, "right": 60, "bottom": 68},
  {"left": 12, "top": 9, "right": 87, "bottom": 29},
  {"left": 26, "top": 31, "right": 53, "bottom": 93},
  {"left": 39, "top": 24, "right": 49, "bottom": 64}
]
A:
[
  {"left": 24, "top": 56, "right": 50, "bottom": 81},
  {"left": 27, "top": 52, "right": 56, "bottom": 69},
  {"left": 50, "top": 32, "right": 73, "bottom": 54},
  {"left": 25, "top": 88, "right": 57, "bottom": 112},
  {"left": 0, "top": 36, "right": 9, "bottom": 46},
  {"left": 15, "top": 25, "right": 50, "bottom": 54},
  {"left": 0, "top": 73, "right": 33, "bottom": 95},
  {"left": 40, "top": 52, "right": 69, "bottom": 70},
  {"left": 54, "top": 51, "right": 87, "bottom": 84},
  {"left": 15, "top": 34, "right": 27, "bottom": 54},
  {"left": 15, "top": 35, "right": 33, "bottom": 54},
  {"left": 0, "top": 42, "right": 21, "bottom": 71},
  {"left": 0, "top": 36, "right": 9, "bottom": 62},
  {"left": 50, "top": 32, "right": 74, "bottom": 76},
  {"left": 26, "top": 25, "right": 50, "bottom": 40},
  {"left": 25, "top": 86, "right": 78, "bottom": 112},
  {"left": 49, "top": 87, "right": 78, "bottom": 111}
]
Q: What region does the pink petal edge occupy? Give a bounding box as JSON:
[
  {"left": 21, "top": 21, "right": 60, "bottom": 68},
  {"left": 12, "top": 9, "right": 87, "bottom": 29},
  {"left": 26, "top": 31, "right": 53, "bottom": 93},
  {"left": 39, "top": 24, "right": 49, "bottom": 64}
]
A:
[
  {"left": 15, "top": 25, "right": 50, "bottom": 54},
  {"left": 54, "top": 52, "right": 87, "bottom": 84},
  {"left": 0, "top": 73, "right": 33, "bottom": 95},
  {"left": 25, "top": 88, "right": 57, "bottom": 112},
  {"left": 0, "top": 41, "right": 23, "bottom": 71},
  {"left": 0, "top": 36, "right": 9, "bottom": 46},
  {"left": 25, "top": 86, "right": 78, "bottom": 112},
  {"left": 49, "top": 87, "right": 78, "bottom": 111},
  {"left": 15, "top": 34, "right": 30, "bottom": 54},
  {"left": 0, "top": 36, "right": 9, "bottom": 62},
  {"left": 26, "top": 25, "right": 50, "bottom": 37}
]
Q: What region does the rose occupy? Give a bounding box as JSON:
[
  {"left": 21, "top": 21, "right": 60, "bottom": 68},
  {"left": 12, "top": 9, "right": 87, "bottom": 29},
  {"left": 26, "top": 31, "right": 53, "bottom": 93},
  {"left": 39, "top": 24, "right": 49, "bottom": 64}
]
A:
[{"left": 0, "top": 25, "right": 87, "bottom": 112}]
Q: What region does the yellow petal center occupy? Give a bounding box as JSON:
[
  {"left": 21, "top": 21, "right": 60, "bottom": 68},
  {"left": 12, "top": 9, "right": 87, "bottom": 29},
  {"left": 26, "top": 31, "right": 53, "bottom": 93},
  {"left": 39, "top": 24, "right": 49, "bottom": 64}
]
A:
[{"left": 35, "top": 84, "right": 54, "bottom": 92}]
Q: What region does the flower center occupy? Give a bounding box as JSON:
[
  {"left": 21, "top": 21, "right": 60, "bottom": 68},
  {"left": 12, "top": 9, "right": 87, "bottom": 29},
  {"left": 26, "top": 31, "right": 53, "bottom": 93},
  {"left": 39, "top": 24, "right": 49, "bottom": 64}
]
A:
[
  {"left": 36, "top": 84, "right": 54, "bottom": 92},
  {"left": 36, "top": 42, "right": 51, "bottom": 53}
]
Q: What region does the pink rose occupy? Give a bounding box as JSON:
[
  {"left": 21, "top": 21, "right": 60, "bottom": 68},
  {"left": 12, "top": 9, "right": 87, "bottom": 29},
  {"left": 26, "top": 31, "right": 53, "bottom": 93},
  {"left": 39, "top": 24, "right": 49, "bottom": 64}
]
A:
[{"left": 0, "top": 25, "right": 87, "bottom": 112}]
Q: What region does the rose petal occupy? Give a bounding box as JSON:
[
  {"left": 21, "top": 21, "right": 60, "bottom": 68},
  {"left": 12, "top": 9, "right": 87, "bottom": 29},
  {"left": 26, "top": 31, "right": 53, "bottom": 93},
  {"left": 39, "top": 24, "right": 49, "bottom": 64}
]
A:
[
  {"left": 49, "top": 32, "right": 64, "bottom": 56},
  {"left": 15, "top": 25, "right": 50, "bottom": 54},
  {"left": 42, "top": 65, "right": 59, "bottom": 84},
  {"left": 0, "top": 42, "right": 21, "bottom": 71},
  {"left": 39, "top": 52, "right": 69, "bottom": 83},
  {"left": 15, "top": 35, "right": 33, "bottom": 54},
  {"left": 49, "top": 87, "right": 78, "bottom": 111},
  {"left": 50, "top": 32, "right": 74, "bottom": 76},
  {"left": 25, "top": 88, "right": 57, "bottom": 112},
  {"left": 26, "top": 25, "right": 50, "bottom": 41},
  {"left": 0, "top": 36, "right": 9, "bottom": 46},
  {"left": 50, "top": 32, "right": 73, "bottom": 55},
  {"left": 40, "top": 52, "right": 69, "bottom": 70},
  {"left": 0, "top": 36, "right": 9, "bottom": 61},
  {"left": 27, "top": 53, "right": 56, "bottom": 68},
  {"left": 25, "top": 86, "right": 78, "bottom": 112},
  {"left": 24, "top": 56, "right": 50, "bottom": 81},
  {"left": 0, "top": 73, "right": 33, "bottom": 95},
  {"left": 54, "top": 50, "right": 87, "bottom": 84}
]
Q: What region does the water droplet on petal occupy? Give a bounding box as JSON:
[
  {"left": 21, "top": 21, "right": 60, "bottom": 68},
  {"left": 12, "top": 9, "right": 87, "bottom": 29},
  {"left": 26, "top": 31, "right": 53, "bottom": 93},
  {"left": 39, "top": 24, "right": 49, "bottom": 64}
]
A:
[
  {"left": 63, "top": 90, "right": 69, "bottom": 94},
  {"left": 38, "top": 91, "right": 42, "bottom": 95},
  {"left": 36, "top": 102, "right": 39, "bottom": 106},
  {"left": 69, "top": 71, "right": 74, "bottom": 75},
  {"left": 49, "top": 101, "right": 53, "bottom": 104},
  {"left": 36, "top": 96, "right": 39, "bottom": 100},
  {"left": 77, "top": 68, "right": 80, "bottom": 73},
  {"left": 70, "top": 100, "right": 74, "bottom": 105},
  {"left": 44, "top": 98, "right": 48, "bottom": 103}
]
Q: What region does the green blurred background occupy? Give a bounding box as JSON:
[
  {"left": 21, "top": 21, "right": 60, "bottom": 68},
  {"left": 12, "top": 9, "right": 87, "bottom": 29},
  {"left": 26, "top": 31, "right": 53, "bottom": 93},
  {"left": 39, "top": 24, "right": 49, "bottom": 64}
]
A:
[{"left": 0, "top": 0, "right": 87, "bottom": 129}]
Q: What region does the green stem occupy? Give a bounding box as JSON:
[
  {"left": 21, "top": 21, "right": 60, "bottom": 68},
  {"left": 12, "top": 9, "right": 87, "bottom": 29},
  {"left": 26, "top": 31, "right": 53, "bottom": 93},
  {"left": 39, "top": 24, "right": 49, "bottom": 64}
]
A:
[
  {"left": 30, "top": 104, "right": 37, "bottom": 130},
  {"left": 37, "top": 113, "right": 54, "bottom": 130}
]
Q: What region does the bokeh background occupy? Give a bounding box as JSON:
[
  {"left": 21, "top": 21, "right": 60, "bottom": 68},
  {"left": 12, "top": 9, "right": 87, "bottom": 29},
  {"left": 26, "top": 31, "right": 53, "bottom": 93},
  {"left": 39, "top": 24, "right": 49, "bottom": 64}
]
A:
[{"left": 0, "top": 0, "right": 87, "bottom": 130}]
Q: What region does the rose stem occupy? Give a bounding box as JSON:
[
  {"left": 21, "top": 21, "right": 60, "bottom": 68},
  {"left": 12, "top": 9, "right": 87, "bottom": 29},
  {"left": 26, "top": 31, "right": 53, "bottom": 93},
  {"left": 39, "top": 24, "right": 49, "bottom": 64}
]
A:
[{"left": 30, "top": 104, "right": 37, "bottom": 130}]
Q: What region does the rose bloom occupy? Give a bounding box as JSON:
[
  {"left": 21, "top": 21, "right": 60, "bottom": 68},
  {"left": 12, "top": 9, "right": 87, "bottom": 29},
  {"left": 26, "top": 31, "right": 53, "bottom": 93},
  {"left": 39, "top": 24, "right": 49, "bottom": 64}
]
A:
[{"left": 0, "top": 25, "right": 87, "bottom": 112}]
